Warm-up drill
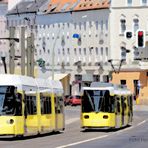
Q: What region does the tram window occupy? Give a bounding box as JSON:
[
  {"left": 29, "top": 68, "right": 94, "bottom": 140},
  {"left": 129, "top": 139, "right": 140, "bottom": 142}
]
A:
[
  {"left": 0, "top": 86, "right": 22, "bottom": 115},
  {"left": 121, "top": 96, "right": 127, "bottom": 110},
  {"left": 82, "top": 90, "right": 95, "bottom": 113},
  {"left": 25, "top": 96, "right": 37, "bottom": 115},
  {"left": 56, "top": 97, "right": 63, "bottom": 114},
  {"left": 82, "top": 90, "right": 114, "bottom": 113},
  {"left": 40, "top": 96, "right": 51, "bottom": 114},
  {"left": 117, "top": 101, "right": 120, "bottom": 113},
  {"left": 128, "top": 95, "right": 133, "bottom": 114},
  {"left": 15, "top": 93, "right": 22, "bottom": 116},
  {"left": 110, "top": 97, "right": 115, "bottom": 112}
]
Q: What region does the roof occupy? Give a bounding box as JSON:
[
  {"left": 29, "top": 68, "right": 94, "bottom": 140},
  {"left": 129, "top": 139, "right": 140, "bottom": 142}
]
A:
[
  {"left": 7, "top": 0, "right": 47, "bottom": 15},
  {"left": 0, "top": 0, "right": 8, "bottom": 4},
  {"left": 82, "top": 82, "right": 132, "bottom": 95},
  {"left": 0, "top": 74, "right": 37, "bottom": 91},
  {"left": 0, "top": 74, "right": 63, "bottom": 93},
  {"left": 7, "top": 0, "right": 110, "bottom": 15},
  {"left": 44, "top": 0, "right": 110, "bottom": 13}
]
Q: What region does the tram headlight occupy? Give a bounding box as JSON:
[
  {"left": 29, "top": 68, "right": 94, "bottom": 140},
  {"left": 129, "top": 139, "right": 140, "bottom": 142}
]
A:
[
  {"left": 7, "top": 119, "right": 14, "bottom": 124},
  {"left": 84, "top": 115, "right": 89, "bottom": 119},
  {"left": 103, "top": 115, "right": 108, "bottom": 119}
]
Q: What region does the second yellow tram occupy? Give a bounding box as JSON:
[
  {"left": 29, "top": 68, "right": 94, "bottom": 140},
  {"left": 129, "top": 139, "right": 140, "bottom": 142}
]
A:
[{"left": 81, "top": 82, "right": 133, "bottom": 129}]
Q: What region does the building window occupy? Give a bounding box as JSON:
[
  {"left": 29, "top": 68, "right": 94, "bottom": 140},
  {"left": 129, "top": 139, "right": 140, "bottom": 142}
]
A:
[
  {"left": 105, "top": 47, "right": 109, "bottom": 61},
  {"left": 93, "top": 75, "right": 100, "bottom": 82},
  {"left": 79, "top": 48, "right": 81, "bottom": 54},
  {"left": 84, "top": 48, "right": 86, "bottom": 55},
  {"left": 79, "top": 22, "right": 81, "bottom": 30},
  {"left": 75, "top": 74, "right": 82, "bottom": 81},
  {"left": 62, "top": 48, "right": 65, "bottom": 55},
  {"left": 105, "top": 20, "right": 108, "bottom": 31},
  {"left": 121, "top": 80, "right": 126, "bottom": 85},
  {"left": 101, "top": 20, "right": 103, "bottom": 30},
  {"left": 133, "top": 18, "right": 139, "bottom": 32},
  {"left": 89, "top": 48, "right": 92, "bottom": 55},
  {"left": 84, "top": 22, "right": 86, "bottom": 30},
  {"left": 142, "top": 0, "right": 147, "bottom": 5},
  {"left": 95, "top": 21, "right": 99, "bottom": 30},
  {"left": 100, "top": 47, "right": 103, "bottom": 61},
  {"left": 120, "top": 19, "right": 126, "bottom": 34},
  {"left": 67, "top": 48, "right": 70, "bottom": 54},
  {"left": 96, "top": 47, "right": 99, "bottom": 55},
  {"left": 103, "top": 75, "right": 109, "bottom": 82},
  {"left": 101, "top": 47, "right": 103, "bottom": 56},
  {"left": 127, "top": 0, "right": 132, "bottom": 6},
  {"left": 74, "top": 48, "right": 77, "bottom": 55},
  {"left": 121, "top": 47, "right": 127, "bottom": 60},
  {"left": 58, "top": 48, "right": 60, "bottom": 54}
]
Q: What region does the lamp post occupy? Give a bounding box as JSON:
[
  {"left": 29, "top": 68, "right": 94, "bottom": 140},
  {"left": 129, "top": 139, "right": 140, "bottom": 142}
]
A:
[
  {"left": 51, "top": 25, "right": 65, "bottom": 80},
  {"left": 24, "top": 17, "right": 35, "bottom": 77}
]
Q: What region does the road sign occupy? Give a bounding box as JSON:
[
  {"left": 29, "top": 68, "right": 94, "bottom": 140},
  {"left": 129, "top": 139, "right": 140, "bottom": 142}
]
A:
[{"left": 73, "top": 34, "right": 80, "bottom": 39}]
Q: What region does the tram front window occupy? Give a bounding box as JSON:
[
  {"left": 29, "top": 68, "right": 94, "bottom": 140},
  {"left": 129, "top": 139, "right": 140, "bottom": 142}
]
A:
[
  {"left": 82, "top": 90, "right": 114, "bottom": 113},
  {"left": 0, "top": 86, "right": 22, "bottom": 115}
]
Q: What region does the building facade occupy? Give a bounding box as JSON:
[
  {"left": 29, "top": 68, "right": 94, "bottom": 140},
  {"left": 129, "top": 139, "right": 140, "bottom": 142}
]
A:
[
  {"left": 4, "top": 0, "right": 148, "bottom": 102},
  {"left": 6, "top": 0, "right": 111, "bottom": 96},
  {"left": 110, "top": 0, "right": 148, "bottom": 104},
  {"left": 0, "top": 0, "right": 8, "bottom": 74}
]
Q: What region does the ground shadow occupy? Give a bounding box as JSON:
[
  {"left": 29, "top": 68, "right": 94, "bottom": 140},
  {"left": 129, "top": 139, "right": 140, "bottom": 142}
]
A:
[
  {"left": 0, "top": 131, "right": 62, "bottom": 141},
  {"left": 81, "top": 125, "right": 131, "bottom": 133}
]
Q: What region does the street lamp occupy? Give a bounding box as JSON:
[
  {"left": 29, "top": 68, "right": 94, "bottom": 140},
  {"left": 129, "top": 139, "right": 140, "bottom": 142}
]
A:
[
  {"left": 108, "top": 49, "right": 130, "bottom": 73},
  {"left": 51, "top": 24, "right": 66, "bottom": 80}
]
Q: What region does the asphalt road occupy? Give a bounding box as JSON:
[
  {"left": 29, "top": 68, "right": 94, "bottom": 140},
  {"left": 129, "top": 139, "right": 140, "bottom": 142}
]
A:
[{"left": 0, "top": 106, "right": 148, "bottom": 148}]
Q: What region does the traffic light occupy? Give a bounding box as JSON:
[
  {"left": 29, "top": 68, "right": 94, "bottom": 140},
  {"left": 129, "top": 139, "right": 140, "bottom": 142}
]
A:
[{"left": 137, "top": 30, "right": 145, "bottom": 48}]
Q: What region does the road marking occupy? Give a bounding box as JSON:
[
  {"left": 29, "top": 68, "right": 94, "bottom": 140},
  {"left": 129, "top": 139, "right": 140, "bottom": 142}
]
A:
[
  {"left": 65, "top": 118, "right": 79, "bottom": 125},
  {"left": 112, "top": 119, "right": 148, "bottom": 135},
  {"left": 137, "top": 120, "right": 146, "bottom": 126},
  {"left": 58, "top": 119, "right": 148, "bottom": 148},
  {"left": 56, "top": 135, "right": 109, "bottom": 148}
]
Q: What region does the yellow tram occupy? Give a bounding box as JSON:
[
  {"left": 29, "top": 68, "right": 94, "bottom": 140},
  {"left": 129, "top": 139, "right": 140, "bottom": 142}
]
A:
[
  {"left": 0, "top": 74, "right": 64, "bottom": 137},
  {"left": 81, "top": 82, "right": 133, "bottom": 129}
]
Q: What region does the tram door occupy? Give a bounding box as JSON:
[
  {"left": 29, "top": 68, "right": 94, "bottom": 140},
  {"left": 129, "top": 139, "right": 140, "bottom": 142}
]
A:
[
  {"left": 55, "top": 96, "right": 63, "bottom": 130},
  {"left": 115, "top": 96, "right": 121, "bottom": 128},
  {"left": 24, "top": 94, "right": 38, "bottom": 134},
  {"left": 121, "top": 96, "right": 128, "bottom": 126},
  {"left": 127, "top": 95, "right": 133, "bottom": 123}
]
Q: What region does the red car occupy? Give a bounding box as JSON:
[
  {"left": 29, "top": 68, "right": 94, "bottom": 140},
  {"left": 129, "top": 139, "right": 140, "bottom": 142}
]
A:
[{"left": 69, "top": 95, "right": 81, "bottom": 106}]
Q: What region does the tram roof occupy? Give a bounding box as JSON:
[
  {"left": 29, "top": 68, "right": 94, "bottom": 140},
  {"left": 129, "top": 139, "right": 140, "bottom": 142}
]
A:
[
  {"left": 0, "top": 74, "right": 37, "bottom": 91},
  {"left": 82, "top": 82, "right": 132, "bottom": 95},
  {"left": 0, "top": 74, "right": 63, "bottom": 93}
]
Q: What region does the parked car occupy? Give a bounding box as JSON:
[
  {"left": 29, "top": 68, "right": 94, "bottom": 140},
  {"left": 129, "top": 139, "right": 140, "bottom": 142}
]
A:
[{"left": 69, "top": 95, "right": 81, "bottom": 106}]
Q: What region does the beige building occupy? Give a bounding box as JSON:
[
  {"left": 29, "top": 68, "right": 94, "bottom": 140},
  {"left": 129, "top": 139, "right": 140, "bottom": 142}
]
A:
[{"left": 110, "top": 0, "right": 148, "bottom": 104}]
